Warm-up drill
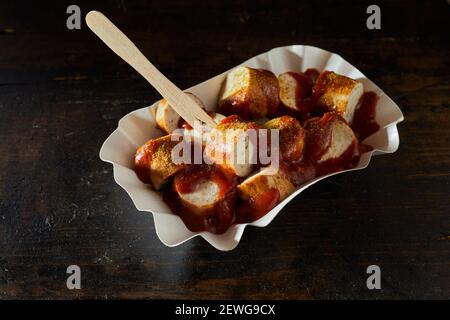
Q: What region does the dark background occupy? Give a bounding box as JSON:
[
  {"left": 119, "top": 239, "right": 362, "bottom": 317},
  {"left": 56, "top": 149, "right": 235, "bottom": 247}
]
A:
[{"left": 0, "top": 0, "right": 449, "bottom": 299}]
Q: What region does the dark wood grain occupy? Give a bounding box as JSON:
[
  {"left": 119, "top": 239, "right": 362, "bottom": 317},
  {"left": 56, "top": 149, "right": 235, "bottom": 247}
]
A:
[{"left": 0, "top": 0, "right": 449, "bottom": 299}]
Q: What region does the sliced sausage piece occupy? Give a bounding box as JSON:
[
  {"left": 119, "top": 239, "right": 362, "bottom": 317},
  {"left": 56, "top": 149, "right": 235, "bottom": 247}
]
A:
[
  {"left": 264, "top": 116, "right": 305, "bottom": 162},
  {"left": 134, "top": 135, "right": 186, "bottom": 190},
  {"left": 304, "top": 112, "right": 357, "bottom": 163},
  {"left": 218, "top": 66, "right": 279, "bottom": 119},
  {"left": 319, "top": 116, "right": 357, "bottom": 163},
  {"left": 204, "top": 115, "right": 261, "bottom": 177},
  {"left": 278, "top": 72, "right": 313, "bottom": 114},
  {"left": 155, "top": 99, "right": 180, "bottom": 134},
  {"left": 237, "top": 168, "right": 295, "bottom": 203},
  {"left": 155, "top": 92, "right": 206, "bottom": 134},
  {"left": 313, "top": 71, "right": 364, "bottom": 123},
  {"left": 236, "top": 167, "right": 295, "bottom": 222},
  {"left": 173, "top": 165, "right": 236, "bottom": 216}
]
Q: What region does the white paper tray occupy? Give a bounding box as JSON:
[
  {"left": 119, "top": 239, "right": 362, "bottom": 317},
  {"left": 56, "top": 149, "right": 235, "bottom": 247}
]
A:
[{"left": 99, "top": 45, "right": 404, "bottom": 251}]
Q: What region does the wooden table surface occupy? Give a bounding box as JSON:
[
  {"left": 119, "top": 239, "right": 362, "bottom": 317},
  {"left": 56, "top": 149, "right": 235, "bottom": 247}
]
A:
[{"left": 0, "top": 0, "right": 449, "bottom": 299}]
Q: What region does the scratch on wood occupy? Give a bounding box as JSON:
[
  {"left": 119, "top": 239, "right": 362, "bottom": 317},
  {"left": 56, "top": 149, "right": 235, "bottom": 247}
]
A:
[{"left": 53, "top": 74, "right": 88, "bottom": 81}]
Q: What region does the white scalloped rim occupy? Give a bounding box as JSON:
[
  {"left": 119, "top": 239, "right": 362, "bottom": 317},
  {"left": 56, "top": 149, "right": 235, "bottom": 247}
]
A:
[{"left": 99, "top": 45, "right": 404, "bottom": 251}]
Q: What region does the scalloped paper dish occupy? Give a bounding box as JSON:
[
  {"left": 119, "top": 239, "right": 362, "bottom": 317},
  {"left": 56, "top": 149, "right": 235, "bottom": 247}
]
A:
[{"left": 99, "top": 45, "right": 404, "bottom": 251}]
